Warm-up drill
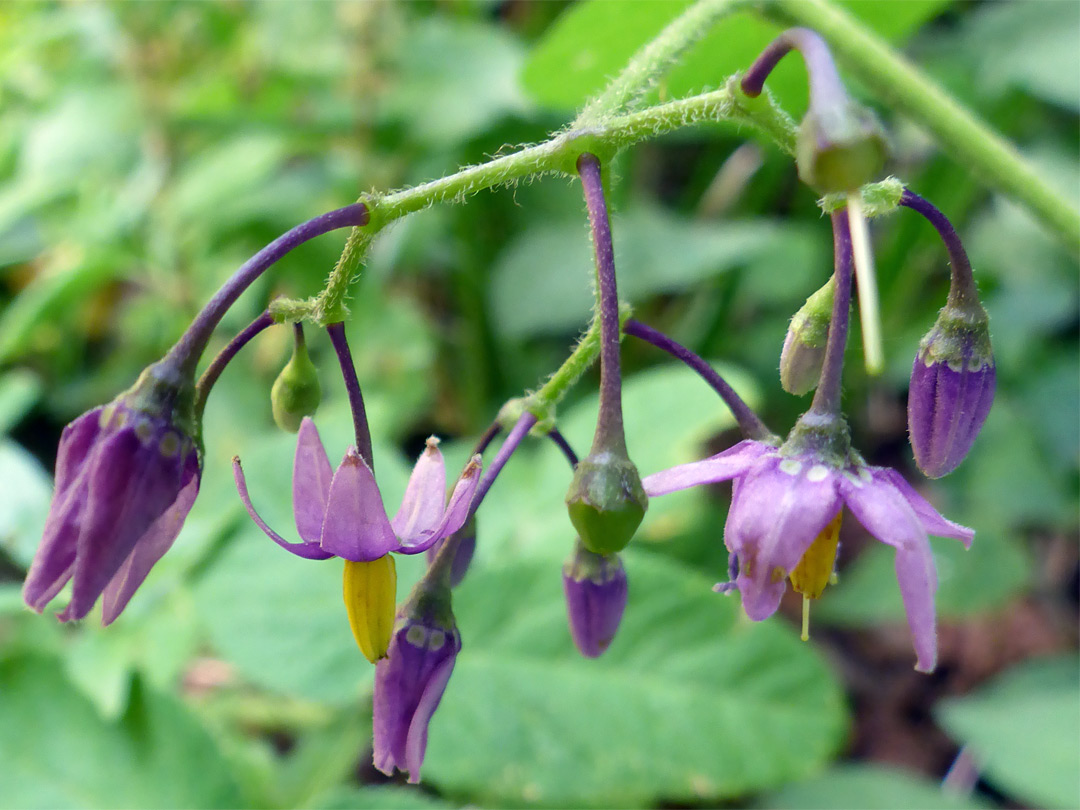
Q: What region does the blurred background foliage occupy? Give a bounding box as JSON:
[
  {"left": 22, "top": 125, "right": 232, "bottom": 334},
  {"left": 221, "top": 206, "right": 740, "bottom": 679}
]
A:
[{"left": 0, "top": 1, "right": 1077, "bottom": 808}]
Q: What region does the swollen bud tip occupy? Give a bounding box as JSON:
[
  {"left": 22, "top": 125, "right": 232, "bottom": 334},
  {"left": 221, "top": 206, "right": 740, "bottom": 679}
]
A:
[
  {"left": 908, "top": 303, "right": 995, "bottom": 478},
  {"left": 272, "top": 328, "right": 321, "bottom": 432},
  {"left": 565, "top": 450, "right": 648, "bottom": 555},
  {"left": 780, "top": 276, "right": 834, "bottom": 395}
]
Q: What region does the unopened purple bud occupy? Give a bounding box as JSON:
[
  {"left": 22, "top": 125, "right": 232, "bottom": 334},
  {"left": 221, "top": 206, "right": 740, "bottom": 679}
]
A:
[
  {"left": 373, "top": 566, "right": 460, "bottom": 784},
  {"left": 562, "top": 539, "right": 628, "bottom": 658},
  {"left": 908, "top": 305, "right": 995, "bottom": 478},
  {"left": 424, "top": 513, "right": 476, "bottom": 588},
  {"left": 22, "top": 358, "right": 202, "bottom": 624}
]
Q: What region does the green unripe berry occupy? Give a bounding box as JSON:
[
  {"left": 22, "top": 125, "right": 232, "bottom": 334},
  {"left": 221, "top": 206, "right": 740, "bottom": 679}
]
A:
[
  {"left": 271, "top": 329, "right": 320, "bottom": 432},
  {"left": 566, "top": 450, "right": 648, "bottom": 555}
]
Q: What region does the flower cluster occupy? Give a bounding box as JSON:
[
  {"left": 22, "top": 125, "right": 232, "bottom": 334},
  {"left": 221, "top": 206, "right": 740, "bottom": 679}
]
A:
[{"left": 20, "top": 26, "right": 996, "bottom": 788}]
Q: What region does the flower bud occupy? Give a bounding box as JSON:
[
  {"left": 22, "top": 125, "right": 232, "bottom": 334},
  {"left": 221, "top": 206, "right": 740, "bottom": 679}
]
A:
[
  {"left": 425, "top": 513, "right": 476, "bottom": 588},
  {"left": 566, "top": 450, "right": 648, "bottom": 555},
  {"left": 797, "top": 101, "right": 887, "bottom": 194},
  {"left": 373, "top": 568, "right": 460, "bottom": 784},
  {"left": 780, "top": 276, "right": 834, "bottom": 395},
  {"left": 271, "top": 326, "right": 320, "bottom": 433},
  {"left": 562, "top": 539, "right": 628, "bottom": 658},
  {"left": 908, "top": 304, "right": 995, "bottom": 478}
]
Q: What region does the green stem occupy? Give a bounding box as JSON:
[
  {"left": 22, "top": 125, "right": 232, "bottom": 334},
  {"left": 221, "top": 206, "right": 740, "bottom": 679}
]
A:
[
  {"left": 770, "top": 0, "right": 1080, "bottom": 252},
  {"left": 525, "top": 320, "right": 602, "bottom": 424}
]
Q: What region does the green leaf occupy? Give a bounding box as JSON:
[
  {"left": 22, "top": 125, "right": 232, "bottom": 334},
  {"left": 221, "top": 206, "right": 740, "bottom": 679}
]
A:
[
  {"left": 0, "top": 368, "right": 41, "bottom": 435},
  {"left": 936, "top": 656, "right": 1080, "bottom": 810},
  {"left": 762, "top": 764, "right": 995, "bottom": 810},
  {"left": 424, "top": 554, "right": 847, "bottom": 807},
  {"left": 0, "top": 654, "right": 244, "bottom": 809},
  {"left": 491, "top": 209, "right": 816, "bottom": 338},
  {"left": 312, "top": 786, "right": 454, "bottom": 810},
  {"left": 522, "top": 0, "right": 951, "bottom": 116}
]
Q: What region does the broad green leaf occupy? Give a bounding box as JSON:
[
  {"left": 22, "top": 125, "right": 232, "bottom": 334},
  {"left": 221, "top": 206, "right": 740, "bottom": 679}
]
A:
[
  {"left": 522, "top": 0, "right": 951, "bottom": 116},
  {"left": 424, "top": 555, "right": 847, "bottom": 807},
  {"left": 0, "top": 655, "right": 244, "bottom": 809},
  {"left": 763, "top": 764, "right": 995, "bottom": 809},
  {"left": 936, "top": 656, "right": 1080, "bottom": 810},
  {"left": 491, "top": 209, "right": 816, "bottom": 337},
  {"left": 313, "top": 786, "right": 453, "bottom": 810}
]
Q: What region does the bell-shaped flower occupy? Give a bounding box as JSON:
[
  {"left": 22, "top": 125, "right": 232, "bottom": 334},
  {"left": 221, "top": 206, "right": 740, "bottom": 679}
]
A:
[
  {"left": 643, "top": 439, "right": 974, "bottom": 672},
  {"left": 23, "top": 362, "right": 202, "bottom": 625},
  {"left": 233, "top": 417, "right": 481, "bottom": 562}
]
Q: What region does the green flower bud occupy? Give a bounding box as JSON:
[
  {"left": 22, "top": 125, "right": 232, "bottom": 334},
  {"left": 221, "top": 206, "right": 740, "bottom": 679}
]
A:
[
  {"left": 780, "top": 276, "right": 835, "bottom": 396},
  {"left": 566, "top": 450, "right": 648, "bottom": 555},
  {"left": 271, "top": 327, "right": 320, "bottom": 432},
  {"left": 797, "top": 101, "right": 887, "bottom": 194}
]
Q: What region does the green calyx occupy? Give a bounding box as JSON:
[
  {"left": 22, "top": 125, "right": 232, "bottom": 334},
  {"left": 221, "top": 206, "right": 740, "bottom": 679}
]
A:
[
  {"left": 918, "top": 303, "right": 993, "bottom": 370},
  {"left": 781, "top": 409, "right": 853, "bottom": 468},
  {"left": 271, "top": 331, "right": 321, "bottom": 433},
  {"left": 564, "top": 537, "right": 624, "bottom": 586},
  {"left": 780, "top": 276, "right": 835, "bottom": 395},
  {"left": 122, "top": 359, "right": 201, "bottom": 448},
  {"left": 566, "top": 450, "right": 648, "bottom": 555},
  {"left": 797, "top": 101, "right": 887, "bottom": 194}
]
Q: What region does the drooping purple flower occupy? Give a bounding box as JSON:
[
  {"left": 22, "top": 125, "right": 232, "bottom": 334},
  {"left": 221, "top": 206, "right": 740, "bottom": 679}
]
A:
[
  {"left": 643, "top": 439, "right": 974, "bottom": 672},
  {"left": 23, "top": 363, "right": 201, "bottom": 624},
  {"left": 562, "top": 538, "right": 628, "bottom": 658},
  {"left": 233, "top": 417, "right": 481, "bottom": 561},
  {"left": 373, "top": 591, "right": 461, "bottom": 783}
]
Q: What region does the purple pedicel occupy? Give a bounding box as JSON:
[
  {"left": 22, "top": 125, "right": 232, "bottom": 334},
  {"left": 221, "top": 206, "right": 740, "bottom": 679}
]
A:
[{"left": 563, "top": 541, "right": 628, "bottom": 658}]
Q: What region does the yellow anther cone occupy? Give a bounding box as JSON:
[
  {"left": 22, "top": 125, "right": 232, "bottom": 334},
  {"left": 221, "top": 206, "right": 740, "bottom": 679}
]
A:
[
  {"left": 343, "top": 555, "right": 397, "bottom": 663},
  {"left": 790, "top": 511, "right": 843, "bottom": 600}
]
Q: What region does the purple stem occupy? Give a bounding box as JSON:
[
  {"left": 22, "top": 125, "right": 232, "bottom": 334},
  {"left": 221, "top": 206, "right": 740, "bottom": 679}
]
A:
[
  {"left": 577, "top": 153, "right": 627, "bottom": 456},
  {"left": 809, "top": 210, "right": 853, "bottom": 417},
  {"left": 548, "top": 428, "right": 579, "bottom": 468},
  {"left": 741, "top": 28, "right": 848, "bottom": 113},
  {"left": 474, "top": 422, "right": 502, "bottom": 457},
  {"left": 326, "top": 322, "right": 374, "bottom": 469},
  {"left": 194, "top": 309, "right": 276, "bottom": 419},
  {"left": 900, "top": 189, "right": 980, "bottom": 312},
  {"left": 165, "top": 203, "right": 369, "bottom": 377},
  {"left": 469, "top": 411, "right": 537, "bottom": 517},
  {"left": 624, "top": 318, "right": 775, "bottom": 442}
]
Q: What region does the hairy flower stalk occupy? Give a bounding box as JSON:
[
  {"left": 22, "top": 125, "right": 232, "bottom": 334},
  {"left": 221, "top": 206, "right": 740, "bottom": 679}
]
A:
[
  {"left": 900, "top": 189, "right": 995, "bottom": 478},
  {"left": 565, "top": 154, "right": 648, "bottom": 556},
  {"left": 743, "top": 28, "right": 886, "bottom": 374}
]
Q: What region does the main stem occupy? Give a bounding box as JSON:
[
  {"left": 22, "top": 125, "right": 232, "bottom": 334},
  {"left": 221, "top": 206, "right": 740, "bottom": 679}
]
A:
[
  {"left": 326, "top": 322, "right": 374, "bottom": 469},
  {"left": 578, "top": 154, "right": 627, "bottom": 456},
  {"left": 809, "top": 210, "right": 853, "bottom": 417}
]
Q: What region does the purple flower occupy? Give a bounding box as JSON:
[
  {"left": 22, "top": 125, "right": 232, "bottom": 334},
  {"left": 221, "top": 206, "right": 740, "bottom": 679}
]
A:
[
  {"left": 23, "top": 395, "right": 201, "bottom": 624},
  {"left": 563, "top": 540, "right": 628, "bottom": 658},
  {"left": 234, "top": 417, "right": 481, "bottom": 561},
  {"left": 643, "top": 439, "right": 974, "bottom": 672},
  {"left": 373, "top": 606, "right": 461, "bottom": 783}
]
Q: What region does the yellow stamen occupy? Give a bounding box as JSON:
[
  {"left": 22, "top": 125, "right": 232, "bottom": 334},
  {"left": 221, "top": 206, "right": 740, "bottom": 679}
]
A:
[
  {"left": 790, "top": 511, "right": 843, "bottom": 600},
  {"left": 801, "top": 596, "right": 810, "bottom": 642},
  {"left": 343, "top": 555, "right": 397, "bottom": 663},
  {"left": 847, "top": 193, "right": 883, "bottom": 375}
]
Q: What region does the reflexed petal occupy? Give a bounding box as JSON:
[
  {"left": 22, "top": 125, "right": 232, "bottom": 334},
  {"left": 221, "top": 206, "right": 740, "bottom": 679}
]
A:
[
  {"left": 726, "top": 456, "right": 841, "bottom": 621},
  {"left": 879, "top": 469, "right": 974, "bottom": 547},
  {"left": 62, "top": 428, "right": 184, "bottom": 621},
  {"left": 234, "top": 457, "right": 333, "bottom": 560},
  {"left": 403, "top": 655, "right": 457, "bottom": 784},
  {"left": 895, "top": 541, "right": 939, "bottom": 673},
  {"left": 320, "top": 449, "right": 398, "bottom": 561},
  {"left": 642, "top": 440, "right": 771, "bottom": 497},
  {"left": 101, "top": 455, "right": 201, "bottom": 624},
  {"left": 398, "top": 456, "right": 482, "bottom": 555},
  {"left": 343, "top": 556, "right": 397, "bottom": 663},
  {"left": 839, "top": 470, "right": 928, "bottom": 552},
  {"left": 293, "top": 417, "right": 335, "bottom": 544},
  {"left": 390, "top": 438, "right": 447, "bottom": 545}
]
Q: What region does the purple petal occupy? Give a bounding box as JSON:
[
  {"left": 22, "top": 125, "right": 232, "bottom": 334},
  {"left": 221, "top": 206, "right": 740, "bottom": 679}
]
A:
[
  {"left": 293, "top": 417, "right": 335, "bottom": 544},
  {"left": 100, "top": 454, "right": 201, "bottom": 624},
  {"left": 22, "top": 475, "right": 87, "bottom": 611},
  {"left": 879, "top": 468, "right": 974, "bottom": 547},
  {"left": 234, "top": 457, "right": 333, "bottom": 560},
  {"left": 61, "top": 426, "right": 186, "bottom": 621},
  {"left": 390, "top": 438, "right": 447, "bottom": 546},
  {"left": 726, "top": 456, "right": 842, "bottom": 621},
  {"left": 52, "top": 408, "right": 104, "bottom": 501},
  {"left": 398, "top": 456, "right": 482, "bottom": 555},
  {"left": 319, "top": 448, "right": 398, "bottom": 561},
  {"left": 839, "top": 470, "right": 940, "bottom": 672},
  {"left": 642, "top": 440, "right": 772, "bottom": 497},
  {"left": 909, "top": 358, "right": 996, "bottom": 478},
  {"left": 403, "top": 655, "right": 457, "bottom": 784}
]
